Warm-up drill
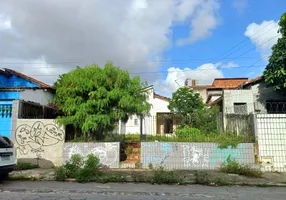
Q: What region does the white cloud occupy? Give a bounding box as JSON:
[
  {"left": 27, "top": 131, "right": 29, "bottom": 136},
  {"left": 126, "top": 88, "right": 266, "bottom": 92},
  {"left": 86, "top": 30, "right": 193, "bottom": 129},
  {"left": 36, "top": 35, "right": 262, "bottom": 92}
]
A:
[
  {"left": 232, "top": 0, "right": 248, "bottom": 14},
  {"left": 244, "top": 20, "right": 281, "bottom": 59},
  {"left": 176, "top": 0, "right": 219, "bottom": 45},
  {"left": 0, "top": 0, "right": 220, "bottom": 89},
  {"left": 219, "top": 62, "right": 239, "bottom": 69},
  {"left": 157, "top": 62, "right": 224, "bottom": 95},
  {"left": 0, "top": 14, "right": 11, "bottom": 30}
]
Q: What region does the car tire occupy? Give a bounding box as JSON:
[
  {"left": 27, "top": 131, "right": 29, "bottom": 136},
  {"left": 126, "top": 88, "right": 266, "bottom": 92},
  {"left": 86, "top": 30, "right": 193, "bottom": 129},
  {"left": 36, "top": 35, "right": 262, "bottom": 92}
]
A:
[{"left": 0, "top": 172, "right": 9, "bottom": 181}]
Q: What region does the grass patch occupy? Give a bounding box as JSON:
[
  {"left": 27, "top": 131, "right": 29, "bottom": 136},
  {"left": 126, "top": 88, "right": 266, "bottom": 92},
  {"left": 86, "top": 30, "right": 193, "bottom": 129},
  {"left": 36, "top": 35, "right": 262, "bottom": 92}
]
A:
[
  {"left": 220, "top": 156, "right": 262, "bottom": 178},
  {"left": 152, "top": 167, "right": 183, "bottom": 184},
  {"left": 15, "top": 162, "right": 40, "bottom": 171},
  {"left": 8, "top": 176, "right": 38, "bottom": 181},
  {"left": 194, "top": 171, "right": 210, "bottom": 185}
]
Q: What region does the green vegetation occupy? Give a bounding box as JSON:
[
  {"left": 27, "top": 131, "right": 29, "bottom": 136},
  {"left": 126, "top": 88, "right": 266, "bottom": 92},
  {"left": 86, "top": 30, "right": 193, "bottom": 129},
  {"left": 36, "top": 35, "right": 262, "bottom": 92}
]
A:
[
  {"left": 55, "top": 154, "right": 102, "bottom": 183},
  {"left": 53, "top": 62, "right": 151, "bottom": 140},
  {"left": 264, "top": 12, "right": 286, "bottom": 95},
  {"left": 67, "top": 133, "right": 252, "bottom": 148},
  {"left": 151, "top": 167, "right": 183, "bottom": 184},
  {"left": 15, "top": 162, "right": 40, "bottom": 171},
  {"left": 220, "top": 156, "right": 262, "bottom": 178},
  {"left": 194, "top": 171, "right": 210, "bottom": 185}
]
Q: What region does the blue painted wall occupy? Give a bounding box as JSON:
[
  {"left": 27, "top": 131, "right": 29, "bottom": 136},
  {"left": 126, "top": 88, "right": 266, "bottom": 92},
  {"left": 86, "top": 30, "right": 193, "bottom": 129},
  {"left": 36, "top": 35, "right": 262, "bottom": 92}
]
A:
[
  {"left": 0, "top": 74, "right": 39, "bottom": 88},
  {"left": 0, "top": 72, "right": 40, "bottom": 138},
  {"left": 0, "top": 91, "right": 20, "bottom": 100}
]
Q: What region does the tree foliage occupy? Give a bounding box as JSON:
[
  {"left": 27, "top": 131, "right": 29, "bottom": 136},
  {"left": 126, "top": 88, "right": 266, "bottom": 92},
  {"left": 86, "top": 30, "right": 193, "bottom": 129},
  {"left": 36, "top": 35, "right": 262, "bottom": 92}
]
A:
[
  {"left": 263, "top": 12, "right": 286, "bottom": 95},
  {"left": 53, "top": 62, "right": 151, "bottom": 139},
  {"left": 168, "top": 87, "right": 204, "bottom": 125}
]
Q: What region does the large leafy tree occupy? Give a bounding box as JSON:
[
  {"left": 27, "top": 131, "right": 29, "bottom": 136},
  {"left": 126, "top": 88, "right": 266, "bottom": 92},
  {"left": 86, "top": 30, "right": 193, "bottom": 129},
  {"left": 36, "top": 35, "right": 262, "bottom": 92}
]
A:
[
  {"left": 168, "top": 87, "right": 204, "bottom": 126},
  {"left": 263, "top": 12, "right": 286, "bottom": 95},
  {"left": 53, "top": 62, "right": 151, "bottom": 139}
]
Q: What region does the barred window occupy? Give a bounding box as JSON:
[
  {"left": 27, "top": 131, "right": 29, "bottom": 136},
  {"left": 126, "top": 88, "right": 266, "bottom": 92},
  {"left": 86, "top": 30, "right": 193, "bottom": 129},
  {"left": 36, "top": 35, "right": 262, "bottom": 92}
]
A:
[{"left": 233, "top": 103, "right": 247, "bottom": 114}]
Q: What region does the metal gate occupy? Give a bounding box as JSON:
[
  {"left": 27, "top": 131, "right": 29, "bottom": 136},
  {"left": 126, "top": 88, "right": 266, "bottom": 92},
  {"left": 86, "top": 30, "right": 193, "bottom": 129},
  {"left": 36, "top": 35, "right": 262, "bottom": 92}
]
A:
[{"left": 0, "top": 101, "right": 13, "bottom": 138}]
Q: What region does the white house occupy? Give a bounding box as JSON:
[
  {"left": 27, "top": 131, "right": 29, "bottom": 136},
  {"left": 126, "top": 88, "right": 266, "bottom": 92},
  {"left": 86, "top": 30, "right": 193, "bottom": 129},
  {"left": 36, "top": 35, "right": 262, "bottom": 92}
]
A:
[{"left": 119, "top": 85, "right": 178, "bottom": 135}]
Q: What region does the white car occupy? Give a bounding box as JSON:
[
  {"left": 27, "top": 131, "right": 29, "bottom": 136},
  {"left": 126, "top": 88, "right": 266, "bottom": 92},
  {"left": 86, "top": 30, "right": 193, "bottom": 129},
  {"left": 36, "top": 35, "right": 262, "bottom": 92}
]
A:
[{"left": 0, "top": 135, "right": 17, "bottom": 180}]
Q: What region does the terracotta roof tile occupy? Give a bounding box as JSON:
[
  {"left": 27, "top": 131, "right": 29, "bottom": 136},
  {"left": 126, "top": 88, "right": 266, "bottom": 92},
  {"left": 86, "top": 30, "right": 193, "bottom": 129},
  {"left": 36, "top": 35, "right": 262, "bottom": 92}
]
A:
[
  {"left": 189, "top": 78, "right": 248, "bottom": 90},
  {"left": 3, "top": 68, "right": 52, "bottom": 89},
  {"left": 154, "top": 93, "right": 169, "bottom": 101}
]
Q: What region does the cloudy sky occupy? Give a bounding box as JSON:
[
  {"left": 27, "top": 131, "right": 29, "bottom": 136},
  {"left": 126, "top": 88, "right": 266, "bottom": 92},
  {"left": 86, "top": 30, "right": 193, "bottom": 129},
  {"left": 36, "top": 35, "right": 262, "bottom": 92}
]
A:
[{"left": 0, "top": 0, "right": 285, "bottom": 96}]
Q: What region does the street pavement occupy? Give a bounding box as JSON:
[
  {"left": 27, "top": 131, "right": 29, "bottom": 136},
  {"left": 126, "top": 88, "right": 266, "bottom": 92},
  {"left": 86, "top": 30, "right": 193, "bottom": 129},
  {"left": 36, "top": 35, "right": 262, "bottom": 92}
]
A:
[{"left": 0, "top": 181, "right": 286, "bottom": 200}]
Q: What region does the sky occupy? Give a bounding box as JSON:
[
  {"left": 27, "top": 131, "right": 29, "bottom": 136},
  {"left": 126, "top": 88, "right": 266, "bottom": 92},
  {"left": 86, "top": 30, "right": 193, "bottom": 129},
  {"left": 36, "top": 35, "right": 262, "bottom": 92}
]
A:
[{"left": 0, "top": 0, "right": 285, "bottom": 96}]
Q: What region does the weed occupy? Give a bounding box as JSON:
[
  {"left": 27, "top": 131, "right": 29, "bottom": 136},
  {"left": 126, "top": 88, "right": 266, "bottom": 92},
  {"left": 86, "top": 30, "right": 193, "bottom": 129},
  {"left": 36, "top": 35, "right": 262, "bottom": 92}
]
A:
[
  {"left": 194, "top": 171, "right": 210, "bottom": 185},
  {"left": 75, "top": 154, "right": 101, "bottom": 183},
  {"left": 213, "top": 177, "right": 232, "bottom": 186},
  {"left": 55, "top": 166, "right": 67, "bottom": 181},
  {"left": 135, "top": 163, "right": 142, "bottom": 169},
  {"left": 152, "top": 167, "right": 182, "bottom": 184},
  {"left": 64, "top": 154, "right": 84, "bottom": 178},
  {"left": 99, "top": 173, "right": 127, "bottom": 183},
  {"left": 220, "top": 156, "right": 262, "bottom": 178},
  {"left": 131, "top": 172, "right": 150, "bottom": 183},
  {"left": 15, "top": 162, "right": 39, "bottom": 171},
  {"left": 148, "top": 162, "right": 153, "bottom": 169}
]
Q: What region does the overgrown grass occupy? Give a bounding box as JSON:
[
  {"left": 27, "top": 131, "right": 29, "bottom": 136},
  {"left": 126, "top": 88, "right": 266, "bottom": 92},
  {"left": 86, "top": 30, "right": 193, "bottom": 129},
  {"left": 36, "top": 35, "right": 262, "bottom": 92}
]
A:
[
  {"left": 15, "top": 162, "right": 40, "bottom": 171},
  {"left": 220, "top": 156, "right": 262, "bottom": 178},
  {"left": 67, "top": 133, "right": 253, "bottom": 149}
]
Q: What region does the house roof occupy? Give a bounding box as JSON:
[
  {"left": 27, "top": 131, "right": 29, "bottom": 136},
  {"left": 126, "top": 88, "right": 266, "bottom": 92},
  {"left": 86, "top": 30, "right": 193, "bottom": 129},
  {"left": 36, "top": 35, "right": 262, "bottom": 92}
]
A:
[
  {"left": 1, "top": 68, "right": 52, "bottom": 89},
  {"left": 238, "top": 76, "right": 263, "bottom": 88},
  {"left": 189, "top": 78, "right": 248, "bottom": 90},
  {"left": 154, "top": 93, "right": 169, "bottom": 101}
]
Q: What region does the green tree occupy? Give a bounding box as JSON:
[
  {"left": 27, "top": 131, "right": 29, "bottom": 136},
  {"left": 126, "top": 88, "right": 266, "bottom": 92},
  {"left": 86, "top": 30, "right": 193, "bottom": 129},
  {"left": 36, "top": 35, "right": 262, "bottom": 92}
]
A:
[
  {"left": 168, "top": 87, "right": 204, "bottom": 126},
  {"left": 263, "top": 12, "right": 286, "bottom": 95},
  {"left": 53, "top": 62, "right": 151, "bottom": 139}
]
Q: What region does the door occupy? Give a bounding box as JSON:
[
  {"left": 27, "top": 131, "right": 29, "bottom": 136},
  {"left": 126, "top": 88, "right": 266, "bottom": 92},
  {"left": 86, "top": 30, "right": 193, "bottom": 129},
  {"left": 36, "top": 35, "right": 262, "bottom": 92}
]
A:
[{"left": 0, "top": 101, "right": 13, "bottom": 138}]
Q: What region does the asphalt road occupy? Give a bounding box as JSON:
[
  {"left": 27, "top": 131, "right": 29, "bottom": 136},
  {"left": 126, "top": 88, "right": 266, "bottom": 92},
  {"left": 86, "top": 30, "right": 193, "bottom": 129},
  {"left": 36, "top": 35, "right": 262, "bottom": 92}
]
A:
[{"left": 0, "top": 181, "right": 286, "bottom": 200}]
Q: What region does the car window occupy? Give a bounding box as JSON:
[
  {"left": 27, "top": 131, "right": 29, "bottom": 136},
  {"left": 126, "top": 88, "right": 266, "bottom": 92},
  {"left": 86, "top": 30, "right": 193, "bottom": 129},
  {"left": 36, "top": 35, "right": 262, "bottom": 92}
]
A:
[{"left": 0, "top": 135, "right": 12, "bottom": 148}]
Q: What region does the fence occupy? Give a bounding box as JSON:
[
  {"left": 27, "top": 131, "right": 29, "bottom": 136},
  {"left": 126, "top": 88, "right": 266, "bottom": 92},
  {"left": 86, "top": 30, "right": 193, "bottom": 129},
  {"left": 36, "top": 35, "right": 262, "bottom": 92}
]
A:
[
  {"left": 255, "top": 114, "right": 286, "bottom": 172},
  {"left": 141, "top": 142, "right": 255, "bottom": 170},
  {"left": 18, "top": 100, "right": 60, "bottom": 119},
  {"left": 63, "top": 142, "right": 120, "bottom": 168}
]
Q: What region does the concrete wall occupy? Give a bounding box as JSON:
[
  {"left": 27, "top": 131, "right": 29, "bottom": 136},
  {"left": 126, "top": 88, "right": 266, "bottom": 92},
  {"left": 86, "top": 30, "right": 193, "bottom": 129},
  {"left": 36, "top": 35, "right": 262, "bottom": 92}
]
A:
[
  {"left": 120, "top": 86, "right": 170, "bottom": 135},
  {"left": 223, "top": 90, "right": 254, "bottom": 114},
  {"left": 256, "top": 114, "right": 286, "bottom": 172},
  {"left": 141, "top": 142, "right": 254, "bottom": 169},
  {"left": 13, "top": 119, "right": 65, "bottom": 167},
  {"left": 63, "top": 142, "right": 120, "bottom": 168},
  {"left": 20, "top": 89, "right": 54, "bottom": 105},
  {"left": 193, "top": 88, "right": 207, "bottom": 103}
]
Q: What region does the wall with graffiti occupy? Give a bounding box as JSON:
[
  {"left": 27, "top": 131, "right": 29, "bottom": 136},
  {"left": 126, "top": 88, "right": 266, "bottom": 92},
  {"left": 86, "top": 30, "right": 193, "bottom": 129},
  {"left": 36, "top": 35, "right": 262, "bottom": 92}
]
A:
[
  {"left": 14, "top": 119, "right": 65, "bottom": 166},
  {"left": 63, "top": 142, "right": 120, "bottom": 168},
  {"left": 141, "top": 142, "right": 254, "bottom": 169}
]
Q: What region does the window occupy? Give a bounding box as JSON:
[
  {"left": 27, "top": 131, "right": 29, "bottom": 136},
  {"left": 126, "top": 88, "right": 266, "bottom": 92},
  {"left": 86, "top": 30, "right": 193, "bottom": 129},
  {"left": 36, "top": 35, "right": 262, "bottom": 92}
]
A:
[
  {"left": 233, "top": 103, "right": 247, "bottom": 114},
  {"left": 134, "top": 119, "right": 138, "bottom": 126}
]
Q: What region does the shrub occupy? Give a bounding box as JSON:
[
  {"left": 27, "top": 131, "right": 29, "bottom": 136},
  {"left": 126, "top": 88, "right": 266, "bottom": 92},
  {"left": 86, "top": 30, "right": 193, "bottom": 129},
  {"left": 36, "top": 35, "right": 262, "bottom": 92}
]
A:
[
  {"left": 55, "top": 166, "right": 67, "bottom": 181},
  {"left": 220, "top": 156, "right": 262, "bottom": 178},
  {"left": 176, "top": 126, "right": 201, "bottom": 138},
  {"left": 152, "top": 167, "right": 182, "bottom": 184},
  {"left": 15, "top": 162, "right": 39, "bottom": 171},
  {"left": 75, "top": 154, "right": 101, "bottom": 183},
  {"left": 64, "top": 154, "right": 84, "bottom": 178},
  {"left": 148, "top": 163, "right": 153, "bottom": 169}
]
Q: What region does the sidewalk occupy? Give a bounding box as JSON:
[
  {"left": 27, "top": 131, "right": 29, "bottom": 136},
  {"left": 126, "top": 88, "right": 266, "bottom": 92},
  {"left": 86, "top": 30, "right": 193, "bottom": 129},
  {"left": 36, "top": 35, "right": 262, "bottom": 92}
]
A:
[{"left": 9, "top": 168, "right": 286, "bottom": 186}]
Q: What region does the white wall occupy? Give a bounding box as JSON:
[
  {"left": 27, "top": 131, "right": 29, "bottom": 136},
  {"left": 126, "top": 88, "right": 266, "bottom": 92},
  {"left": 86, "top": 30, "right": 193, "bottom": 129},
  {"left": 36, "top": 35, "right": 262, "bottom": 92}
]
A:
[
  {"left": 223, "top": 90, "right": 254, "bottom": 114},
  {"left": 256, "top": 114, "right": 286, "bottom": 172},
  {"left": 20, "top": 89, "right": 54, "bottom": 105},
  {"left": 120, "top": 86, "right": 170, "bottom": 135},
  {"left": 13, "top": 119, "right": 65, "bottom": 167}
]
